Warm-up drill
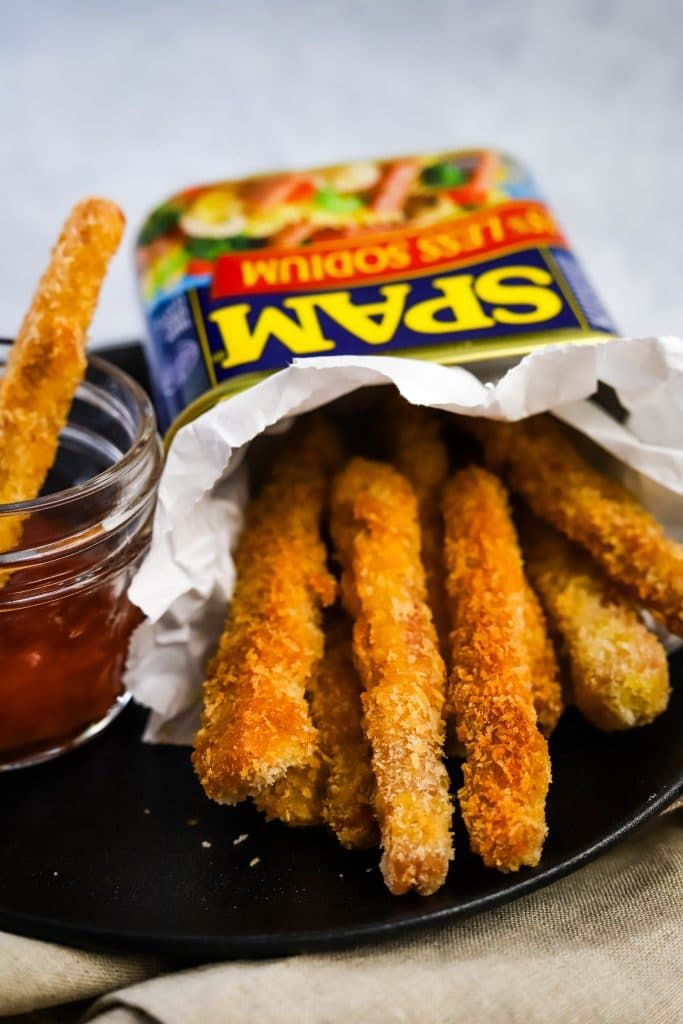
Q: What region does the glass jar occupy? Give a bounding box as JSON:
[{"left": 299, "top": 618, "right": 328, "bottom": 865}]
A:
[{"left": 0, "top": 344, "right": 162, "bottom": 769}]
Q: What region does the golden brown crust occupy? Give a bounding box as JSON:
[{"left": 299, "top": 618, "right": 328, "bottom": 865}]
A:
[
  {"left": 192, "top": 417, "right": 341, "bottom": 804},
  {"left": 388, "top": 400, "right": 562, "bottom": 737},
  {"left": 522, "top": 579, "right": 564, "bottom": 736},
  {"left": 442, "top": 467, "right": 550, "bottom": 872},
  {"left": 331, "top": 458, "right": 453, "bottom": 895},
  {"left": 254, "top": 613, "right": 377, "bottom": 841},
  {"left": 389, "top": 399, "right": 450, "bottom": 661},
  {"left": 468, "top": 415, "right": 683, "bottom": 637},
  {"left": 254, "top": 755, "right": 328, "bottom": 826},
  {"left": 315, "top": 615, "right": 377, "bottom": 849},
  {"left": 520, "top": 514, "right": 670, "bottom": 732},
  {"left": 0, "top": 198, "right": 125, "bottom": 552}
]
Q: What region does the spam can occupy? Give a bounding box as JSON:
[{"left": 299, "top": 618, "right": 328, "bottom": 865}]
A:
[{"left": 136, "top": 148, "right": 616, "bottom": 435}]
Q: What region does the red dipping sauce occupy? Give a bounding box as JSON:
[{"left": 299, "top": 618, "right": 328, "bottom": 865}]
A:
[
  {"left": 0, "top": 349, "right": 162, "bottom": 769},
  {"left": 0, "top": 519, "right": 141, "bottom": 757}
]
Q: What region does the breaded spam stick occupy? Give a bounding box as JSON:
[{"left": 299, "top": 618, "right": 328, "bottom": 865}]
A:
[
  {"left": 193, "top": 417, "right": 340, "bottom": 804},
  {"left": 256, "top": 614, "right": 377, "bottom": 845},
  {"left": 442, "top": 467, "right": 550, "bottom": 872},
  {"left": 0, "top": 199, "right": 125, "bottom": 552},
  {"left": 254, "top": 753, "right": 328, "bottom": 827},
  {"left": 331, "top": 458, "right": 453, "bottom": 896},
  {"left": 389, "top": 399, "right": 450, "bottom": 658},
  {"left": 316, "top": 614, "right": 377, "bottom": 849},
  {"left": 468, "top": 415, "right": 683, "bottom": 637},
  {"left": 523, "top": 579, "right": 564, "bottom": 736},
  {"left": 519, "top": 513, "right": 670, "bottom": 732},
  {"left": 389, "top": 400, "right": 562, "bottom": 737}
]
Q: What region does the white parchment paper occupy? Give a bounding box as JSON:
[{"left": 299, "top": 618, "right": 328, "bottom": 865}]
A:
[{"left": 125, "top": 336, "right": 683, "bottom": 743}]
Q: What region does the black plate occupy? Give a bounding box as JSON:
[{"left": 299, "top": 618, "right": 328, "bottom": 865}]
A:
[
  {"left": 0, "top": 662, "right": 681, "bottom": 958},
  {"left": 0, "top": 344, "right": 681, "bottom": 958}
]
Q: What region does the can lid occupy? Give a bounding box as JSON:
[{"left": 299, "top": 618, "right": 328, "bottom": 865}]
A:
[{"left": 137, "top": 148, "right": 617, "bottom": 436}]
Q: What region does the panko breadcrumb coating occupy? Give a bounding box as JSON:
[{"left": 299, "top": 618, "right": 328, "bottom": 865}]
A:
[
  {"left": 316, "top": 614, "right": 377, "bottom": 850},
  {"left": 255, "top": 614, "right": 377, "bottom": 843},
  {"left": 331, "top": 458, "right": 453, "bottom": 896},
  {"left": 388, "top": 400, "right": 562, "bottom": 736},
  {"left": 519, "top": 513, "right": 670, "bottom": 732},
  {"left": 442, "top": 466, "right": 550, "bottom": 872},
  {"left": 193, "top": 417, "right": 341, "bottom": 805},
  {"left": 468, "top": 415, "right": 683, "bottom": 637},
  {"left": 522, "top": 579, "right": 564, "bottom": 736},
  {"left": 389, "top": 398, "right": 450, "bottom": 660},
  {"left": 254, "top": 754, "right": 328, "bottom": 826},
  {"left": 0, "top": 198, "right": 125, "bottom": 553}
]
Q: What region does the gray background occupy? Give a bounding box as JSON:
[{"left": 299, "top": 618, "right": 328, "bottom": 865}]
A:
[{"left": 0, "top": 0, "right": 681, "bottom": 346}]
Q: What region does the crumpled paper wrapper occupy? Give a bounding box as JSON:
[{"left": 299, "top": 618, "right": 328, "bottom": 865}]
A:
[{"left": 125, "top": 335, "right": 683, "bottom": 744}]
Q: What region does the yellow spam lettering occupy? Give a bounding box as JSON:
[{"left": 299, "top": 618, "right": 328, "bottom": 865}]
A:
[
  {"left": 210, "top": 265, "right": 562, "bottom": 369},
  {"left": 209, "top": 298, "right": 335, "bottom": 369},
  {"left": 314, "top": 286, "right": 410, "bottom": 344},
  {"left": 404, "top": 275, "right": 495, "bottom": 333},
  {"left": 474, "top": 265, "right": 562, "bottom": 324}
]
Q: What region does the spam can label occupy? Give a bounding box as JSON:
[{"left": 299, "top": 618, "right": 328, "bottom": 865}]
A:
[{"left": 136, "top": 150, "right": 616, "bottom": 433}]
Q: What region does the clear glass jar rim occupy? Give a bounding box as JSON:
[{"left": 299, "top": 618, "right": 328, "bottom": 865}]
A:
[{"left": 0, "top": 346, "right": 158, "bottom": 517}]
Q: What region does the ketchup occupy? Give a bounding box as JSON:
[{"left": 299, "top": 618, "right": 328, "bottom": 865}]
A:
[{"left": 0, "top": 514, "right": 141, "bottom": 761}]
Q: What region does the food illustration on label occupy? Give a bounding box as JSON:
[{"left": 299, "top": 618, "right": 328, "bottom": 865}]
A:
[{"left": 136, "top": 150, "right": 616, "bottom": 431}]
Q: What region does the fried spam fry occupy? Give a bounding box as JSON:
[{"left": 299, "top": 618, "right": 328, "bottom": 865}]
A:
[
  {"left": 523, "top": 579, "right": 564, "bottom": 736},
  {"left": 314, "top": 614, "right": 377, "bottom": 848},
  {"left": 389, "top": 399, "right": 450, "bottom": 659},
  {"left": 0, "top": 198, "right": 125, "bottom": 553},
  {"left": 254, "top": 753, "right": 328, "bottom": 827},
  {"left": 468, "top": 415, "right": 683, "bottom": 637},
  {"left": 389, "top": 399, "right": 563, "bottom": 737},
  {"left": 254, "top": 614, "right": 377, "bottom": 844},
  {"left": 192, "top": 417, "right": 341, "bottom": 804},
  {"left": 519, "top": 513, "right": 670, "bottom": 732},
  {"left": 331, "top": 458, "right": 453, "bottom": 896},
  {"left": 442, "top": 466, "right": 551, "bottom": 872}
]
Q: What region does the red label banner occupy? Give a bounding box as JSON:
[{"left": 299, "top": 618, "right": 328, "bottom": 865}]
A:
[{"left": 211, "top": 200, "right": 565, "bottom": 300}]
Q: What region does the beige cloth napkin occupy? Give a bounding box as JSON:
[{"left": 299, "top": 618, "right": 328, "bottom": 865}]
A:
[{"left": 2, "top": 811, "right": 682, "bottom": 1024}]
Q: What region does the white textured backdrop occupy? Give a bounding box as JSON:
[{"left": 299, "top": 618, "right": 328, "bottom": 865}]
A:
[{"left": 0, "top": 0, "right": 681, "bottom": 345}]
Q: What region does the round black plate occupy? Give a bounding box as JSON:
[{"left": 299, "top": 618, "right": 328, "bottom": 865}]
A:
[{"left": 1, "top": 652, "right": 682, "bottom": 959}]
